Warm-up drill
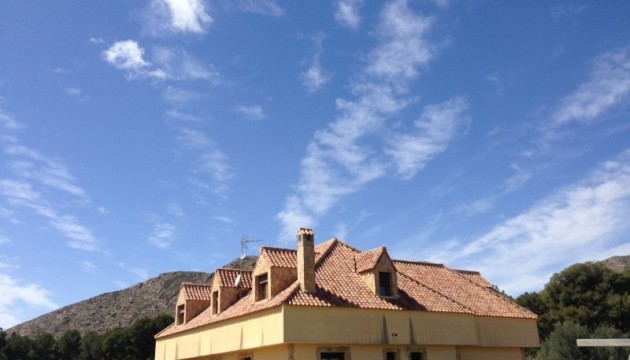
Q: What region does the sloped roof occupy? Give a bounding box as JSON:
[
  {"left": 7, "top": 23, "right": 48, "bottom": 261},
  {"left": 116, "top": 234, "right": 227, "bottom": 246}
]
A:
[
  {"left": 260, "top": 247, "right": 297, "bottom": 268},
  {"left": 158, "top": 239, "right": 536, "bottom": 338},
  {"left": 180, "top": 283, "right": 212, "bottom": 301},
  {"left": 354, "top": 247, "right": 387, "bottom": 273},
  {"left": 215, "top": 268, "right": 252, "bottom": 288}
]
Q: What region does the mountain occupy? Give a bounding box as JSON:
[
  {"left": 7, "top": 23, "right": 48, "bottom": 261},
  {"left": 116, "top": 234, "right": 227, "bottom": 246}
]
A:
[
  {"left": 598, "top": 255, "right": 630, "bottom": 272},
  {"left": 7, "top": 256, "right": 257, "bottom": 337}
]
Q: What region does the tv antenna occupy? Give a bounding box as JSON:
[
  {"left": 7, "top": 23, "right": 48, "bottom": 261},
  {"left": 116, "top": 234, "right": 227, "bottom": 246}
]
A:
[
  {"left": 240, "top": 235, "right": 262, "bottom": 259},
  {"left": 236, "top": 235, "right": 262, "bottom": 287}
]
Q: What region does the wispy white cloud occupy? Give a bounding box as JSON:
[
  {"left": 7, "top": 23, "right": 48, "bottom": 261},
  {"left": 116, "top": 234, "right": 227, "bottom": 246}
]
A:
[
  {"left": 152, "top": 47, "right": 221, "bottom": 82},
  {"left": 176, "top": 127, "right": 232, "bottom": 196},
  {"left": 237, "top": 0, "right": 284, "bottom": 17},
  {"left": 433, "top": 150, "right": 630, "bottom": 295},
  {"left": 300, "top": 34, "right": 332, "bottom": 93},
  {"left": 145, "top": 0, "right": 212, "bottom": 35},
  {"left": 0, "top": 114, "right": 98, "bottom": 251},
  {"left": 0, "top": 273, "right": 57, "bottom": 328},
  {"left": 148, "top": 222, "right": 176, "bottom": 248},
  {"left": 0, "top": 180, "right": 99, "bottom": 251},
  {"left": 167, "top": 203, "right": 185, "bottom": 217},
  {"left": 212, "top": 215, "right": 233, "bottom": 224},
  {"left": 235, "top": 105, "right": 264, "bottom": 120},
  {"left": 335, "top": 0, "right": 364, "bottom": 30},
  {"left": 103, "top": 40, "right": 151, "bottom": 71},
  {"left": 5, "top": 144, "right": 88, "bottom": 199},
  {"left": 386, "top": 97, "right": 468, "bottom": 179},
  {"left": 278, "top": 0, "right": 454, "bottom": 241},
  {"left": 0, "top": 235, "right": 9, "bottom": 245},
  {"left": 64, "top": 86, "right": 90, "bottom": 102},
  {"left": 81, "top": 261, "right": 97, "bottom": 274},
  {"left": 103, "top": 40, "right": 166, "bottom": 80},
  {"left": 0, "top": 111, "right": 21, "bottom": 129},
  {"left": 118, "top": 262, "right": 149, "bottom": 280},
  {"left": 548, "top": 46, "right": 630, "bottom": 129},
  {"left": 163, "top": 86, "right": 201, "bottom": 103},
  {"left": 88, "top": 37, "right": 104, "bottom": 44}
]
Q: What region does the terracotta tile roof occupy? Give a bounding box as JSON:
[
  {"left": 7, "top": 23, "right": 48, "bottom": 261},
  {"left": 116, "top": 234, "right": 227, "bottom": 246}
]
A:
[
  {"left": 215, "top": 268, "right": 252, "bottom": 288},
  {"left": 260, "top": 247, "right": 297, "bottom": 268},
  {"left": 354, "top": 247, "right": 386, "bottom": 273},
  {"left": 181, "top": 283, "right": 212, "bottom": 301},
  {"left": 455, "top": 269, "right": 493, "bottom": 288},
  {"left": 157, "top": 239, "right": 536, "bottom": 338},
  {"left": 393, "top": 260, "right": 535, "bottom": 319}
]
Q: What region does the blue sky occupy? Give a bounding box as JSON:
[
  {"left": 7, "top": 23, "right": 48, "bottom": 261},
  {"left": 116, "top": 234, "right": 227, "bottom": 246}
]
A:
[{"left": 1, "top": 0, "right": 629, "bottom": 328}]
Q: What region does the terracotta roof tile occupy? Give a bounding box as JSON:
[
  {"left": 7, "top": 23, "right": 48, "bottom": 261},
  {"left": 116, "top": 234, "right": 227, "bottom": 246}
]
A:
[
  {"left": 354, "top": 247, "right": 386, "bottom": 273},
  {"left": 393, "top": 260, "right": 535, "bottom": 319},
  {"left": 181, "top": 283, "right": 212, "bottom": 301},
  {"left": 260, "top": 247, "right": 297, "bottom": 268},
  {"left": 157, "top": 239, "right": 536, "bottom": 339},
  {"left": 215, "top": 268, "right": 252, "bottom": 288}
]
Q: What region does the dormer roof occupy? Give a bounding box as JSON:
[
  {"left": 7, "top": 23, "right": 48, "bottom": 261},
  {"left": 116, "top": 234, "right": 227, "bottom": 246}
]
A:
[
  {"left": 260, "top": 247, "right": 297, "bottom": 268},
  {"left": 215, "top": 268, "right": 252, "bottom": 288},
  {"left": 354, "top": 246, "right": 388, "bottom": 273},
  {"left": 180, "top": 283, "right": 212, "bottom": 301}
]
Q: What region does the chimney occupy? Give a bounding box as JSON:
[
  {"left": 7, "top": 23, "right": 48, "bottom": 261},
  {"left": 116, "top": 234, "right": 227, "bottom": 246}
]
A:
[{"left": 297, "top": 227, "right": 316, "bottom": 293}]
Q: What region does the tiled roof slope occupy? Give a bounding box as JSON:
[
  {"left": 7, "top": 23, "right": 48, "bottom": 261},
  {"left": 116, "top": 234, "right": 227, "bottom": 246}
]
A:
[
  {"left": 181, "top": 283, "right": 212, "bottom": 301},
  {"left": 216, "top": 268, "right": 252, "bottom": 288},
  {"left": 157, "top": 239, "right": 535, "bottom": 338},
  {"left": 260, "top": 247, "right": 297, "bottom": 268},
  {"left": 455, "top": 269, "right": 493, "bottom": 288},
  {"left": 354, "top": 247, "right": 386, "bottom": 273}
]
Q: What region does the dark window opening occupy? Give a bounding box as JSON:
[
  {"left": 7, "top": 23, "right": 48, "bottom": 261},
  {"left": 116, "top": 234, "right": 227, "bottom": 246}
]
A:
[
  {"left": 385, "top": 351, "right": 397, "bottom": 360},
  {"left": 321, "top": 352, "right": 345, "bottom": 360},
  {"left": 256, "top": 273, "right": 268, "bottom": 301},
  {"left": 410, "top": 352, "right": 424, "bottom": 360},
  {"left": 379, "top": 271, "right": 392, "bottom": 296},
  {"left": 212, "top": 291, "right": 219, "bottom": 315},
  {"left": 176, "top": 304, "right": 185, "bottom": 325}
]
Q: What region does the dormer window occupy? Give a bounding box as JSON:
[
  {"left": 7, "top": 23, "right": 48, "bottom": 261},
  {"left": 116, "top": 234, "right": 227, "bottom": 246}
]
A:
[
  {"left": 255, "top": 273, "right": 269, "bottom": 301},
  {"left": 176, "top": 304, "right": 185, "bottom": 325},
  {"left": 379, "top": 272, "right": 393, "bottom": 296},
  {"left": 212, "top": 291, "right": 219, "bottom": 315}
]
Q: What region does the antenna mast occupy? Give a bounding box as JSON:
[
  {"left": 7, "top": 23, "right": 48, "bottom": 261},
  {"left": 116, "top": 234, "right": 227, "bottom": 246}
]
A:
[{"left": 236, "top": 235, "right": 262, "bottom": 286}]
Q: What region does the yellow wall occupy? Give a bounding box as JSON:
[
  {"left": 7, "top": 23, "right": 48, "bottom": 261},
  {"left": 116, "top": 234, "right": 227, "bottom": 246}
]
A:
[
  {"left": 156, "top": 305, "right": 538, "bottom": 360},
  {"left": 155, "top": 308, "right": 284, "bottom": 360},
  {"left": 283, "top": 306, "right": 538, "bottom": 348}
]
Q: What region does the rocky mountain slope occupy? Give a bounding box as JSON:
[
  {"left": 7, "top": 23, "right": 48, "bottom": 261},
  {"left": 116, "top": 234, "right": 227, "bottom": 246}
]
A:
[
  {"left": 7, "top": 256, "right": 257, "bottom": 337},
  {"left": 598, "top": 255, "right": 630, "bottom": 272}
]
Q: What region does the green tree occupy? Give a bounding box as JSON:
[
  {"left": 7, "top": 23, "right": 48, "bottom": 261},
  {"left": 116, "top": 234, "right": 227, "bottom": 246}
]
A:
[
  {"left": 538, "top": 322, "right": 590, "bottom": 360},
  {"left": 0, "top": 328, "right": 7, "bottom": 360},
  {"left": 31, "top": 332, "right": 59, "bottom": 360},
  {"left": 2, "top": 333, "right": 33, "bottom": 360},
  {"left": 129, "top": 315, "right": 173, "bottom": 360},
  {"left": 102, "top": 327, "right": 135, "bottom": 360},
  {"left": 80, "top": 331, "right": 104, "bottom": 360},
  {"left": 589, "top": 325, "right": 630, "bottom": 360},
  {"left": 58, "top": 329, "right": 82, "bottom": 360}
]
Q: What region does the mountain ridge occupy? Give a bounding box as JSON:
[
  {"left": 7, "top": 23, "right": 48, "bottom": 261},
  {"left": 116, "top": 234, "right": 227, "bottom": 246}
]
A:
[{"left": 6, "top": 256, "right": 256, "bottom": 337}]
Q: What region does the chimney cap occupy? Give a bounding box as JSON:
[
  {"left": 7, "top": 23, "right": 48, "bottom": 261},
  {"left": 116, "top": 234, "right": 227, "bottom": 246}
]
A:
[{"left": 297, "top": 227, "right": 314, "bottom": 236}]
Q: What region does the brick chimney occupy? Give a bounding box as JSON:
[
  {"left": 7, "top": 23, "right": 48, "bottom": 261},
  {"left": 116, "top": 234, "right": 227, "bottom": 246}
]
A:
[{"left": 297, "top": 227, "right": 316, "bottom": 293}]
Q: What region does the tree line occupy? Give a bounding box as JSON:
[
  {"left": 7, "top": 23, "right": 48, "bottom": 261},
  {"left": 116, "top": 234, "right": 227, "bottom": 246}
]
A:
[
  {"left": 0, "top": 314, "right": 173, "bottom": 360},
  {"left": 516, "top": 262, "right": 630, "bottom": 359}
]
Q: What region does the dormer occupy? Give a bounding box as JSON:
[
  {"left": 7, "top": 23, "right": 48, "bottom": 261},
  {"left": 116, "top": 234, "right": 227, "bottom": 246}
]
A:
[
  {"left": 175, "top": 283, "right": 212, "bottom": 325},
  {"left": 252, "top": 246, "right": 298, "bottom": 301},
  {"left": 210, "top": 269, "right": 252, "bottom": 315},
  {"left": 355, "top": 247, "right": 399, "bottom": 298}
]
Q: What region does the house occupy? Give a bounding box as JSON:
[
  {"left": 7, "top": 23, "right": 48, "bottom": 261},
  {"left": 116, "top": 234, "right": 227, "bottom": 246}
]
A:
[{"left": 155, "top": 228, "right": 539, "bottom": 360}]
